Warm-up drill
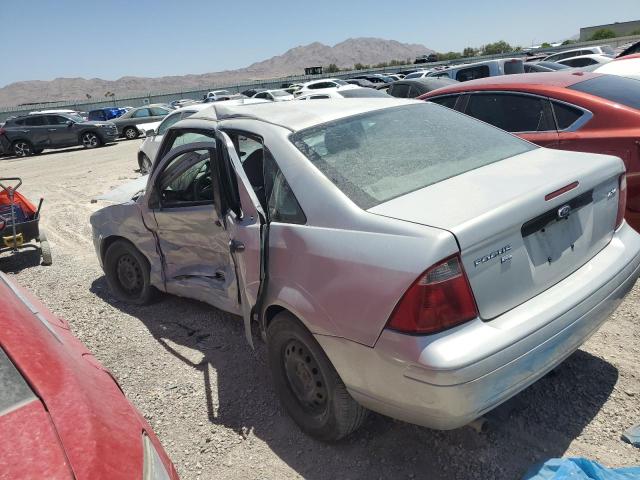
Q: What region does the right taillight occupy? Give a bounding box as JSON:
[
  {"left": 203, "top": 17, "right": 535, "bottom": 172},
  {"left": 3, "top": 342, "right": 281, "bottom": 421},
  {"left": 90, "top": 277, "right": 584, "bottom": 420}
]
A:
[
  {"left": 616, "top": 173, "right": 627, "bottom": 229},
  {"left": 386, "top": 254, "right": 478, "bottom": 335}
]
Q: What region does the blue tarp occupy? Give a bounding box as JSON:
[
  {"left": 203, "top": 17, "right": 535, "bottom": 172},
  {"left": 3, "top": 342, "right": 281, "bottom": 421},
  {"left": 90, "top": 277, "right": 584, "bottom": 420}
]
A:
[{"left": 524, "top": 458, "right": 640, "bottom": 480}]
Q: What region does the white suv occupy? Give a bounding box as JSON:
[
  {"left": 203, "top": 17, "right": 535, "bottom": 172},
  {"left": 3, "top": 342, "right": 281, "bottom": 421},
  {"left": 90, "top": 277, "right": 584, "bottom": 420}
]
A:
[
  {"left": 543, "top": 45, "right": 615, "bottom": 63},
  {"left": 293, "top": 78, "right": 358, "bottom": 97}
]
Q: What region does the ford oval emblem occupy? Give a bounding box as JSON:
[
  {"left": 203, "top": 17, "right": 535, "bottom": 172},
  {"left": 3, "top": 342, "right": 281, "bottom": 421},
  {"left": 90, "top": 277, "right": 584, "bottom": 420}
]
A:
[{"left": 557, "top": 204, "right": 572, "bottom": 219}]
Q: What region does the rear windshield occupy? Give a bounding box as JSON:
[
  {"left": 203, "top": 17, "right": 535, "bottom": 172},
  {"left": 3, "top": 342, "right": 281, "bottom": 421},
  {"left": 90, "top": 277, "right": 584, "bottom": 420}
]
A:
[
  {"left": 291, "top": 103, "right": 534, "bottom": 209},
  {"left": 569, "top": 75, "right": 640, "bottom": 111},
  {"left": 503, "top": 60, "right": 524, "bottom": 74}
]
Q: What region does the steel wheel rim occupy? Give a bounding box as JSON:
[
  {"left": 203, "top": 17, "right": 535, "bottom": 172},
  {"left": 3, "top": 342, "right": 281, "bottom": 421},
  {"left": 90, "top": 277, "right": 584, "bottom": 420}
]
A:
[
  {"left": 83, "top": 133, "right": 98, "bottom": 147},
  {"left": 116, "top": 254, "right": 143, "bottom": 295},
  {"left": 125, "top": 128, "right": 137, "bottom": 139},
  {"left": 283, "top": 339, "right": 328, "bottom": 414},
  {"left": 15, "top": 142, "right": 31, "bottom": 156}
]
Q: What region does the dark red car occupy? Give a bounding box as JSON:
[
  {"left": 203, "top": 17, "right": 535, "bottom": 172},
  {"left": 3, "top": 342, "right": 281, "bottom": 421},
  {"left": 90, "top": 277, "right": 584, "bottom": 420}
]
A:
[
  {"left": 420, "top": 72, "right": 640, "bottom": 230},
  {"left": 0, "top": 272, "right": 179, "bottom": 479}
]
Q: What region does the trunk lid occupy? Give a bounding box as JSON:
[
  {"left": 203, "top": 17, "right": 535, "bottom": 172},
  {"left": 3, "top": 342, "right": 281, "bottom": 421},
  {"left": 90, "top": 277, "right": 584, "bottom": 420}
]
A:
[{"left": 369, "top": 148, "right": 624, "bottom": 319}]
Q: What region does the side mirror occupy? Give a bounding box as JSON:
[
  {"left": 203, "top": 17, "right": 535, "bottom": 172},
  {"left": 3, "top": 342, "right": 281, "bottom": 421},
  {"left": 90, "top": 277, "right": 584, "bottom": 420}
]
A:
[
  {"left": 145, "top": 128, "right": 156, "bottom": 136},
  {"left": 65, "top": 120, "right": 73, "bottom": 127}
]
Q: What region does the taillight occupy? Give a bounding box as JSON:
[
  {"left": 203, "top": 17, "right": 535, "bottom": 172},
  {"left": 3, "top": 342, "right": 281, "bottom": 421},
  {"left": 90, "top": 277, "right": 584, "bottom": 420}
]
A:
[
  {"left": 0, "top": 128, "right": 6, "bottom": 136},
  {"left": 386, "top": 255, "right": 478, "bottom": 335},
  {"left": 616, "top": 173, "right": 627, "bottom": 229}
]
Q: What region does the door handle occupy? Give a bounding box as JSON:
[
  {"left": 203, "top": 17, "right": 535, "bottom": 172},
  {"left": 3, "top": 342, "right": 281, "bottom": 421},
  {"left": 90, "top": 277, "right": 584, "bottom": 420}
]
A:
[
  {"left": 48, "top": 129, "right": 57, "bottom": 132},
  {"left": 230, "top": 239, "right": 245, "bottom": 253}
]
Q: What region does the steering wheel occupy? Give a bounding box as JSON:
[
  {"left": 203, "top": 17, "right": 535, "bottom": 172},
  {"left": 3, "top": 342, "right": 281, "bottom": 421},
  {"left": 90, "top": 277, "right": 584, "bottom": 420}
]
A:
[{"left": 192, "top": 170, "right": 213, "bottom": 201}]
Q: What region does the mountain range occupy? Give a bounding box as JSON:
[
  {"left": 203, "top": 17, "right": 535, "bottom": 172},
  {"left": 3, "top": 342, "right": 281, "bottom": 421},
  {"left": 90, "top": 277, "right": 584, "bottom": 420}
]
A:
[{"left": 0, "top": 38, "right": 433, "bottom": 107}]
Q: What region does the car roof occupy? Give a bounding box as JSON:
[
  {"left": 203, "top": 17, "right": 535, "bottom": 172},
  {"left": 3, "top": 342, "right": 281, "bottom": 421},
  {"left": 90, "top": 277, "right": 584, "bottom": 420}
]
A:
[
  {"left": 423, "top": 71, "right": 602, "bottom": 95},
  {"left": 195, "top": 98, "right": 415, "bottom": 131}
]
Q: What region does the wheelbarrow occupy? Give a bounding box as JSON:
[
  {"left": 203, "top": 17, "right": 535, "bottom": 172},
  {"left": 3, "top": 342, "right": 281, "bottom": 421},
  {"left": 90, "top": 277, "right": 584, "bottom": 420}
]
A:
[{"left": 0, "top": 177, "right": 52, "bottom": 266}]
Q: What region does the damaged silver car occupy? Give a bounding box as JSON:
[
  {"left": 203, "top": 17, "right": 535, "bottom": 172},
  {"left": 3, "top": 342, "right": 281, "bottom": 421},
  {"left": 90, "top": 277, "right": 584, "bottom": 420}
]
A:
[{"left": 90, "top": 99, "right": 640, "bottom": 440}]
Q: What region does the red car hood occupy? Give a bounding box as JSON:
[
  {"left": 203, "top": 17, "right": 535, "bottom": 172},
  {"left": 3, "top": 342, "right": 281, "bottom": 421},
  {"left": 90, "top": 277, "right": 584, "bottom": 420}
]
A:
[{"left": 0, "top": 273, "right": 177, "bottom": 479}]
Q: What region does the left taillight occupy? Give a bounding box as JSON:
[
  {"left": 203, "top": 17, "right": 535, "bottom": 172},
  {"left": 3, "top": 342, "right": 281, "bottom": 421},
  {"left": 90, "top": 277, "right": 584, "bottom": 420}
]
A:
[
  {"left": 616, "top": 173, "right": 627, "bottom": 229},
  {"left": 386, "top": 254, "right": 478, "bottom": 335}
]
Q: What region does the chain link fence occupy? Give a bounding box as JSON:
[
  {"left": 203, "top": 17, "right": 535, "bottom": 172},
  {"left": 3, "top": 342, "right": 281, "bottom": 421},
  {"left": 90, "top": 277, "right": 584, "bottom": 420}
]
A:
[{"left": 1, "top": 34, "right": 638, "bottom": 122}]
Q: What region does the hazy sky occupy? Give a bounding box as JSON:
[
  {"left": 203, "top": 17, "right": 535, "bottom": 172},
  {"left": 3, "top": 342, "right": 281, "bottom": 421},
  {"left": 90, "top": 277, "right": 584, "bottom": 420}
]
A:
[{"left": 1, "top": 0, "right": 637, "bottom": 86}]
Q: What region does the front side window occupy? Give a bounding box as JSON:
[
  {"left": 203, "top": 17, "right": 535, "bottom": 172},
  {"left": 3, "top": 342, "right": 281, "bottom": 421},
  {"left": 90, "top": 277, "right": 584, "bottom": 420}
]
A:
[
  {"left": 291, "top": 103, "right": 534, "bottom": 209},
  {"left": 47, "top": 115, "right": 70, "bottom": 125},
  {"left": 157, "top": 149, "right": 214, "bottom": 206},
  {"left": 456, "top": 65, "right": 490, "bottom": 82},
  {"left": 133, "top": 108, "right": 151, "bottom": 118},
  {"left": 466, "top": 93, "right": 553, "bottom": 132}
]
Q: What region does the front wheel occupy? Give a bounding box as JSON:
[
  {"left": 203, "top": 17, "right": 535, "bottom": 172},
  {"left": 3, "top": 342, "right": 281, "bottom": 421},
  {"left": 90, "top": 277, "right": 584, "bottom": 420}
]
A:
[
  {"left": 81, "top": 131, "right": 102, "bottom": 149},
  {"left": 104, "top": 239, "right": 155, "bottom": 304},
  {"left": 123, "top": 126, "right": 139, "bottom": 140},
  {"left": 267, "top": 312, "right": 368, "bottom": 441}
]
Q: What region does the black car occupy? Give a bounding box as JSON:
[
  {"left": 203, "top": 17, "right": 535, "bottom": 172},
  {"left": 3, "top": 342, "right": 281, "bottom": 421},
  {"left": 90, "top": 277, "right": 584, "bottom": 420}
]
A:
[
  {"left": 1, "top": 113, "right": 118, "bottom": 157},
  {"left": 386, "top": 78, "right": 458, "bottom": 98}
]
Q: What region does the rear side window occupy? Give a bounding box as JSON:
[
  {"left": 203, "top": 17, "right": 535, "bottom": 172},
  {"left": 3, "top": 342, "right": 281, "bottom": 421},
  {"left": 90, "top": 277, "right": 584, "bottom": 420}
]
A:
[
  {"left": 24, "top": 116, "right": 46, "bottom": 126},
  {"left": 264, "top": 152, "right": 306, "bottom": 224},
  {"left": 291, "top": 103, "right": 534, "bottom": 209},
  {"left": 133, "top": 108, "right": 150, "bottom": 118},
  {"left": 552, "top": 102, "right": 584, "bottom": 129},
  {"left": 428, "top": 95, "right": 458, "bottom": 109},
  {"left": 562, "top": 57, "right": 596, "bottom": 67},
  {"left": 456, "top": 65, "right": 490, "bottom": 82},
  {"left": 569, "top": 75, "right": 640, "bottom": 111},
  {"left": 150, "top": 107, "right": 169, "bottom": 116},
  {"left": 89, "top": 111, "right": 106, "bottom": 121},
  {"left": 466, "top": 93, "right": 554, "bottom": 132},
  {"left": 503, "top": 60, "right": 524, "bottom": 74}
]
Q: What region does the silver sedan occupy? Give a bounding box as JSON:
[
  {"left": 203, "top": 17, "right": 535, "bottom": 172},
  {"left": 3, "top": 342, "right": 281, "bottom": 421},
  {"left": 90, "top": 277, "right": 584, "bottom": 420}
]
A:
[{"left": 90, "top": 99, "right": 640, "bottom": 440}]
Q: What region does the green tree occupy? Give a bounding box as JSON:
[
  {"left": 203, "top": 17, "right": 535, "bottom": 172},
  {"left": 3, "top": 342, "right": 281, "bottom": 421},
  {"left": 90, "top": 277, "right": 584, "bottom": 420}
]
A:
[
  {"left": 462, "top": 47, "right": 477, "bottom": 57},
  {"left": 540, "top": 42, "right": 552, "bottom": 48},
  {"left": 373, "top": 62, "right": 388, "bottom": 68},
  {"left": 561, "top": 39, "right": 575, "bottom": 45},
  {"left": 438, "top": 51, "right": 462, "bottom": 60},
  {"left": 483, "top": 40, "right": 513, "bottom": 55},
  {"left": 629, "top": 29, "right": 640, "bottom": 36},
  {"left": 354, "top": 63, "right": 370, "bottom": 70},
  {"left": 326, "top": 63, "right": 340, "bottom": 73},
  {"left": 589, "top": 28, "right": 616, "bottom": 40}
]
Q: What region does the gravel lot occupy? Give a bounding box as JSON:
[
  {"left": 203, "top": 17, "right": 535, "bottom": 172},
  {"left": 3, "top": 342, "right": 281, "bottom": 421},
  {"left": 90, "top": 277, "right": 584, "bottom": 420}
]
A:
[{"left": 1, "top": 140, "right": 639, "bottom": 479}]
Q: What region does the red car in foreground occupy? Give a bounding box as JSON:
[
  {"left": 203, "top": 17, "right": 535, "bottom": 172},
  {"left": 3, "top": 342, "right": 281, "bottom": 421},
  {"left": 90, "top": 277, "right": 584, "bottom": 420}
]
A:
[
  {"left": 420, "top": 72, "right": 640, "bottom": 230},
  {"left": 0, "top": 272, "right": 179, "bottom": 479}
]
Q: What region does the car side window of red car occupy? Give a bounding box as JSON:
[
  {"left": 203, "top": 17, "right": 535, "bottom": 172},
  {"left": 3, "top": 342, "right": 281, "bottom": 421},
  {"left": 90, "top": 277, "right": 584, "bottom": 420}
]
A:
[{"left": 552, "top": 102, "right": 584, "bottom": 131}]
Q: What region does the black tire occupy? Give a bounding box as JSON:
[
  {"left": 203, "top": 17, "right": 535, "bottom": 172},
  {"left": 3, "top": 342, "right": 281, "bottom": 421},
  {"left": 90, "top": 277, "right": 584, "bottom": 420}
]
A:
[
  {"left": 123, "top": 126, "right": 139, "bottom": 140},
  {"left": 104, "top": 239, "right": 155, "bottom": 304},
  {"left": 81, "top": 131, "right": 102, "bottom": 149},
  {"left": 12, "top": 140, "right": 34, "bottom": 157},
  {"left": 267, "top": 312, "right": 368, "bottom": 441},
  {"left": 138, "top": 153, "right": 152, "bottom": 174}
]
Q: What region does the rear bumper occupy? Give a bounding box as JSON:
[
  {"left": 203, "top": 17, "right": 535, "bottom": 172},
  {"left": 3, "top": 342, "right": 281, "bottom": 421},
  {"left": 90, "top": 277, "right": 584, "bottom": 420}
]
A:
[{"left": 316, "top": 222, "right": 640, "bottom": 429}]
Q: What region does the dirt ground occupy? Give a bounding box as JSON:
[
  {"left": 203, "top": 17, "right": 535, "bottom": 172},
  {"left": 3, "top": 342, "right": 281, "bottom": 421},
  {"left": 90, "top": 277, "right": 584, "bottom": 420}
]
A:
[{"left": 1, "top": 140, "right": 639, "bottom": 479}]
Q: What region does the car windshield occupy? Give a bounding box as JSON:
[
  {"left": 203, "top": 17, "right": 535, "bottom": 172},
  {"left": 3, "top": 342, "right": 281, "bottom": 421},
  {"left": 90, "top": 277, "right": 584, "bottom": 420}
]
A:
[
  {"left": 67, "top": 114, "right": 85, "bottom": 122},
  {"left": 271, "top": 90, "right": 290, "bottom": 97},
  {"left": 569, "top": 75, "right": 640, "bottom": 111},
  {"left": 291, "top": 103, "right": 534, "bottom": 209},
  {"left": 215, "top": 90, "right": 231, "bottom": 96},
  {"left": 334, "top": 79, "right": 348, "bottom": 86}
]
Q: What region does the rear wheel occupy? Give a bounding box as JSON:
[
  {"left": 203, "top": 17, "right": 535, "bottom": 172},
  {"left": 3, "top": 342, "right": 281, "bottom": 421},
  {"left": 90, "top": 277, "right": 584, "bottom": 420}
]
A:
[
  {"left": 104, "top": 239, "right": 155, "bottom": 304},
  {"left": 123, "top": 126, "right": 139, "bottom": 140},
  {"left": 138, "top": 153, "right": 152, "bottom": 174},
  {"left": 81, "top": 131, "right": 102, "bottom": 149},
  {"left": 13, "top": 140, "right": 34, "bottom": 157},
  {"left": 267, "top": 312, "right": 368, "bottom": 441}
]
